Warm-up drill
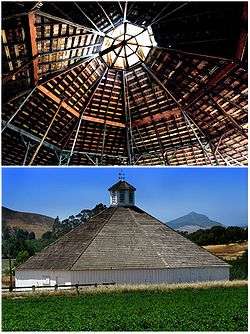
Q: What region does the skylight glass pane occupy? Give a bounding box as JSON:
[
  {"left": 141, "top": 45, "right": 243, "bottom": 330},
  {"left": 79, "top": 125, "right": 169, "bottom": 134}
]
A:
[
  {"left": 114, "top": 57, "right": 125, "bottom": 68},
  {"left": 127, "top": 23, "right": 143, "bottom": 36},
  {"left": 128, "top": 44, "right": 137, "bottom": 52},
  {"left": 128, "top": 54, "right": 139, "bottom": 66},
  {"left": 128, "top": 38, "right": 137, "bottom": 45},
  {"left": 137, "top": 31, "right": 151, "bottom": 47},
  {"left": 120, "top": 47, "right": 126, "bottom": 57},
  {"left": 101, "top": 23, "right": 155, "bottom": 69},
  {"left": 125, "top": 46, "right": 133, "bottom": 56}
]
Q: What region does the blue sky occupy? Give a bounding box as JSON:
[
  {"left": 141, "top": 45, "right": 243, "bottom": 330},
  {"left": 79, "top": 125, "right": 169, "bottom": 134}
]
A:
[{"left": 2, "top": 167, "right": 248, "bottom": 226}]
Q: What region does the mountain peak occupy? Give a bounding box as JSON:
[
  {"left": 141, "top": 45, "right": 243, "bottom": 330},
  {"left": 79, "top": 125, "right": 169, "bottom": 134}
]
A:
[{"left": 167, "top": 211, "right": 222, "bottom": 233}]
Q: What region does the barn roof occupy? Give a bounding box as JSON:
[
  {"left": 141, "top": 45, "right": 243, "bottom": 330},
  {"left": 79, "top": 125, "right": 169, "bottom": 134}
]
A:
[
  {"left": 108, "top": 180, "right": 136, "bottom": 191},
  {"left": 2, "top": 2, "right": 248, "bottom": 166},
  {"left": 17, "top": 206, "right": 229, "bottom": 271}
]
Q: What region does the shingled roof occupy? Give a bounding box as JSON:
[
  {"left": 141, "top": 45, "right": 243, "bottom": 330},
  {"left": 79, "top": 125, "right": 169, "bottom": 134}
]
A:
[
  {"left": 108, "top": 180, "right": 136, "bottom": 191},
  {"left": 17, "top": 206, "right": 229, "bottom": 271},
  {"left": 2, "top": 2, "right": 247, "bottom": 166}
]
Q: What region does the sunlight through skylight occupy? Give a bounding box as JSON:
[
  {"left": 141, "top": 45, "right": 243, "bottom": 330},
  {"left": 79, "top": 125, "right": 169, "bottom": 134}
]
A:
[{"left": 101, "top": 23, "right": 157, "bottom": 69}]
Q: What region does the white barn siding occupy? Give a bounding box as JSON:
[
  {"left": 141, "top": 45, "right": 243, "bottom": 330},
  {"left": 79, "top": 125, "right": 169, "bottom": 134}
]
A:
[
  {"left": 15, "top": 270, "right": 71, "bottom": 288},
  {"left": 16, "top": 266, "right": 229, "bottom": 288},
  {"left": 71, "top": 267, "right": 229, "bottom": 284}
]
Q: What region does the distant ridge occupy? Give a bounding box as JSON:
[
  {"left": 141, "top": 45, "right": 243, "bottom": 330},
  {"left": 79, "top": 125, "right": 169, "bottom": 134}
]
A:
[
  {"left": 2, "top": 206, "right": 54, "bottom": 238},
  {"left": 167, "top": 212, "right": 223, "bottom": 233}
]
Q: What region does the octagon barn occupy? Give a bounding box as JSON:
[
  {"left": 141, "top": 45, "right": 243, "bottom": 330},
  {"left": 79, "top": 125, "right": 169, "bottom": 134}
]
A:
[{"left": 16, "top": 180, "right": 229, "bottom": 287}]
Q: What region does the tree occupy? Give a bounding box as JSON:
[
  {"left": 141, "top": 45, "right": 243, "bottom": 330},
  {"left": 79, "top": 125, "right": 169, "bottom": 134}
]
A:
[
  {"left": 41, "top": 231, "right": 54, "bottom": 240},
  {"left": 28, "top": 231, "right": 36, "bottom": 240},
  {"left": 92, "top": 203, "right": 106, "bottom": 216},
  {"left": 15, "top": 250, "right": 30, "bottom": 266},
  {"left": 52, "top": 216, "right": 60, "bottom": 232}
]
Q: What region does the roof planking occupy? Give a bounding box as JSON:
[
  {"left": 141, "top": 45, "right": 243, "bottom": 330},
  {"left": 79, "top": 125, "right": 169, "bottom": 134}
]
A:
[
  {"left": 2, "top": 2, "right": 248, "bottom": 166},
  {"left": 17, "top": 206, "right": 229, "bottom": 271}
]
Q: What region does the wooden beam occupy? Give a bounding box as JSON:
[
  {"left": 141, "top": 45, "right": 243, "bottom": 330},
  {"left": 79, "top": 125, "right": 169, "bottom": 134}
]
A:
[
  {"left": 28, "top": 101, "right": 63, "bottom": 165},
  {"left": 132, "top": 108, "right": 181, "bottom": 127},
  {"left": 184, "top": 3, "right": 247, "bottom": 110},
  {"left": 2, "top": 59, "right": 33, "bottom": 84},
  {"left": 37, "top": 85, "right": 125, "bottom": 128},
  {"left": 184, "top": 62, "right": 237, "bottom": 109},
  {"left": 36, "top": 10, "right": 104, "bottom": 36},
  {"left": 235, "top": 2, "right": 248, "bottom": 61},
  {"left": 209, "top": 95, "right": 247, "bottom": 138},
  {"left": 28, "top": 12, "right": 39, "bottom": 84}
]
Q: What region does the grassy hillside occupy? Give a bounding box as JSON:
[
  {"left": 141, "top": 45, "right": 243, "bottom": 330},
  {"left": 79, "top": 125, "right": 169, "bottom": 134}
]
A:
[
  {"left": 2, "top": 207, "right": 54, "bottom": 238},
  {"left": 203, "top": 241, "right": 248, "bottom": 260},
  {"left": 2, "top": 284, "right": 247, "bottom": 331}
]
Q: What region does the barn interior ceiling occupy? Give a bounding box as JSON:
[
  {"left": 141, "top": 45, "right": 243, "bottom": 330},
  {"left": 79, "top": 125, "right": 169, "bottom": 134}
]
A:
[{"left": 1, "top": 1, "right": 248, "bottom": 166}]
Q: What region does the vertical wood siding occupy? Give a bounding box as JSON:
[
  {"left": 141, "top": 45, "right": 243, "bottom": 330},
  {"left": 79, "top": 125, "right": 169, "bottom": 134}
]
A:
[{"left": 16, "top": 267, "right": 229, "bottom": 287}]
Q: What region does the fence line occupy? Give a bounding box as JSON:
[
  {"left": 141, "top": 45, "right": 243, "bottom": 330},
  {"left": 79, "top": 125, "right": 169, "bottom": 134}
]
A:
[{"left": 2, "top": 282, "right": 116, "bottom": 293}]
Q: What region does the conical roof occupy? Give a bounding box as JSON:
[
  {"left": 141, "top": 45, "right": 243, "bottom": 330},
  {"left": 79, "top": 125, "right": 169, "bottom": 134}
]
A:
[
  {"left": 108, "top": 180, "right": 136, "bottom": 192},
  {"left": 17, "top": 206, "right": 228, "bottom": 271},
  {"left": 2, "top": 2, "right": 248, "bottom": 166}
]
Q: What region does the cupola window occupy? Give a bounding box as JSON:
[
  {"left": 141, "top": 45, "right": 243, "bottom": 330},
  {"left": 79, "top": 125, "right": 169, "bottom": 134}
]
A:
[
  {"left": 119, "top": 190, "right": 125, "bottom": 203},
  {"left": 129, "top": 191, "right": 134, "bottom": 204}
]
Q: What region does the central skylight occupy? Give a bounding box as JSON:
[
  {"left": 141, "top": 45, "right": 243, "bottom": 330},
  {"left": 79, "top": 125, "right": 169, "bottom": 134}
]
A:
[{"left": 101, "top": 23, "right": 157, "bottom": 69}]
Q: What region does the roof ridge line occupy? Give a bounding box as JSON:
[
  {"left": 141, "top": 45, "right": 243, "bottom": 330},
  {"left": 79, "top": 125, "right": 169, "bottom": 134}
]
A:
[
  {"left": 69, "top": 206, "right": 117, "bottom": 270},
  {"left": 128, "top": 207, "right": 169, "bottom": 268},
  {"left": 139, "top": 207, "right": 228, "bottom": 265}
]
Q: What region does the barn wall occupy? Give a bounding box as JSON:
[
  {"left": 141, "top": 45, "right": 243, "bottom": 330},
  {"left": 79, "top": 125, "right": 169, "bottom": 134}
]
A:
[
  {"left": 15, "top": 266, "right": 229, "bottom": 288},
  {"left": 71, "top": 267, "right": 230, "bottom": 284},
  {"left": 15, "top": 270, "right": 71, "bottom": 288}
]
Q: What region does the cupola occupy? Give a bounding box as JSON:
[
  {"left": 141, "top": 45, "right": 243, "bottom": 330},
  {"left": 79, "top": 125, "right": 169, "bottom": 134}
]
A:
[{"left": 108, "top": 180, "right": 136, "bottom": 207}]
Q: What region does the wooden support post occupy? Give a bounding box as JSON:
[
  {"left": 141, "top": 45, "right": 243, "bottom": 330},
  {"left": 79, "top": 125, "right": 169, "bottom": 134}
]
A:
[
  {"left": 75, "top": 284, "right": 79, "bottom": 296},
  {"left": 32, "top": 285, "right": 35, "bottom": 292},
  {"left": 8, "top": 256, "right": 13, "bottom": 292},
  {"left": 28, "top": 12, "right": 39, "bottom": 84},
  {"left": 54, "top": 284, "right": 58, "bottom": 291}
]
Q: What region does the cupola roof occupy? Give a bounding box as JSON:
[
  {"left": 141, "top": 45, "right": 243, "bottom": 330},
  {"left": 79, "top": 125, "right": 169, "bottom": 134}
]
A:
[{"left": 108, "top": 180, "right": 136, "bottom": 192}]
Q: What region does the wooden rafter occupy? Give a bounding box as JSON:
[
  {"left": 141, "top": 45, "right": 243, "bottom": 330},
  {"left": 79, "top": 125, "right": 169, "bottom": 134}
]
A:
[
  {"left": 132, "top": 108, "right": 181, "bottom": 127},
  {"left": 28, "top": 12, "right": 39, "bottom": 84},
  {"left": 184, "top": 3, "right": 248, "bottom": 110},
  {"left": 37, "top": 86, "right": 125, "bottom": 128},
  {"left": 235, "top": 2, "right": 248, "bottom": 61}
]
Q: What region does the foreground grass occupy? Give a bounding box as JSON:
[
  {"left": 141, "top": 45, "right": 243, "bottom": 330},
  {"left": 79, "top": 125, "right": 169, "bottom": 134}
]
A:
[{"left": 2, "top": 285, "right": 247, "bottom": 331}]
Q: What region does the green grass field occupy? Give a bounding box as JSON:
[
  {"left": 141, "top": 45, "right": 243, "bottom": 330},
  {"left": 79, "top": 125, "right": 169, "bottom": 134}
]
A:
[{"left": 2, "top": 285, "right": 247, "bottom": 331}]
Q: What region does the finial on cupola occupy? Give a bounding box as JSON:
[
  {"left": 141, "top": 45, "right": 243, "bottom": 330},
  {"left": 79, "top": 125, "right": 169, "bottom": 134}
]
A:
[
  {"left": 108, "top": 172, "right": 136, "bottom": 207},
  {"left": 118, "top": 169, "right": 125, "bottom": 181}
]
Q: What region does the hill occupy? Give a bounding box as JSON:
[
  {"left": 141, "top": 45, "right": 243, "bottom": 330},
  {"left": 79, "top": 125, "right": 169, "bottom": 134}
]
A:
[
  {"left": 167, "top": 212, "right": 222, "bottom": 233},
  {"left": 2, "top": 207, "right": 54, "bottom": 238},
  {"left": 203, "top": 241, "right": 248, "bottom": 261}
]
